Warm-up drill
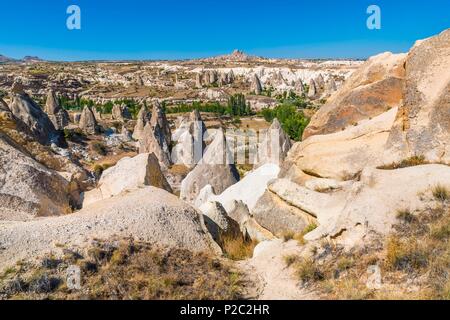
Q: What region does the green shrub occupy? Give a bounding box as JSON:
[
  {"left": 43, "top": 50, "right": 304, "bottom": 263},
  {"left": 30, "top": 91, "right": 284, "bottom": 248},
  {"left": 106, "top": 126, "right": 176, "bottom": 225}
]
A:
[{"left": 260, "top": 103, "right": 310, "bottom": 141}]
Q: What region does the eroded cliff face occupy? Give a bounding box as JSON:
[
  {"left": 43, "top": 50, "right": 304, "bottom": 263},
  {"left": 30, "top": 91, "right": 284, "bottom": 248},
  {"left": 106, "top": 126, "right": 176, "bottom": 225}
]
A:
[
  {"left": 303, "top": 52, "right": 406, "bottom": 139},
  {"left": 386, "top": 29, "right": 450, "bottom": 163}
]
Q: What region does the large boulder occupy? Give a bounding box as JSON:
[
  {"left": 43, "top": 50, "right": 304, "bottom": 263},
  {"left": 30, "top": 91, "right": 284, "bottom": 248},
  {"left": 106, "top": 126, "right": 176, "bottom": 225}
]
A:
[
  {"left": 386, "top": 28, "right": 450, "bottom": 163},
  {"left": 83, "top": 153, "right": 172, "bottom": 207},
  {"left": 196, "top": 163, "right": 280, "bottom": 213},
  {"left": 252, "top": 190, "right": 315, "bottom": 237},
  {"left": 0, "top": 135, "right": 71, "bottom": 221},
  {"left": 304, "top": 52, "right": 406, "bottom": 139},
  {"left": 199, "top": 201, "right": 241, "bottom": 243},
  {"left": 44, "top": 90, "right": 69, "bottom": 130},
  {"left": 281, "top": 107, "right": 398, "bottom": 180},
  {"left": 0, "top": 187, "right": 220, "bottom": 270},
  {"left": 8, "top": 82, "right": 64, "bottom": 146},
  {"left": 180, "top": 129, "right": 240, "bottom": 203}
]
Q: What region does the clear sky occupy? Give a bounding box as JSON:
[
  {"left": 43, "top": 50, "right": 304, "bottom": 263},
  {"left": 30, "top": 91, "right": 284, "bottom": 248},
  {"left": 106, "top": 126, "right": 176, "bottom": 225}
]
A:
[{"left": 0, "top": 0, "right": 449, "bottom": 61}]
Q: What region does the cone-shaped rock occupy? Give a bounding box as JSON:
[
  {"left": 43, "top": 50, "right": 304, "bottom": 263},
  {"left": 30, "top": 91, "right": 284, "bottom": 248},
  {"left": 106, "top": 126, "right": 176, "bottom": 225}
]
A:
[
  {"left": 252, "top": 74, "right": 263, "bottom": 95},
  {"left": 44, "top": 90, "right": 69, "bottom": 130},
  {"left": 150, "top": 101, "right": 171, "bottom": 146},
  {"left": 79, "top": 106, "right": 99, "bottom": 135},
  {"left": 132, "top": 105, "right": 150, "bottom": 140},
  {"left": 307, "top": 79, "right": 317, "bottom": 99},
  {"left": 315, "top": 74, "right": 325, "bottom": 90},
  {"left": 139, "top": 122, "right": 171, "bottom": 169},
  {"left": 180, "top": 129, "right": 240, "bottom": 203}
]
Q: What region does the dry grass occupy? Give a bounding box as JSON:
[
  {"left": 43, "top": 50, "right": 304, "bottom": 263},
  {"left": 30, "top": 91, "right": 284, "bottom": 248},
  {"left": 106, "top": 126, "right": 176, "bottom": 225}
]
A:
[
  {"left": 280, "top": 223, "right": 318, "bottom": 245},
  {"left": 377, "top": 155, "right": 428, "bottom": 170},
  {"left": 281, "top": 202, "right": 450, "bottom": 300},
  {"left": 432, "top": 184, "right": 449, "bottom": 202},
  {"left": 0, "top": 239, "right": 244, "bottom": 300},
  {"left": 283, "top": 254, "right": 298, "bottom": 267},
  {"left": 221, "top": 234, "right": 258, "bottom": 261},
  {"left": 396, "top": 209, "right": 416, "bottom": 223},
  {"left": 294, "top": 259, "right": 325, "bottom": 284}
]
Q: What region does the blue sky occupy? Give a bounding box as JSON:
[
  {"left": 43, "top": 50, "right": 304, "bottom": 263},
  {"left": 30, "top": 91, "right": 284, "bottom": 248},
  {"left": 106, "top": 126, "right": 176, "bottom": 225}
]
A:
[{"left": 0, "top": 0, "right": 449, "bottom": 61}]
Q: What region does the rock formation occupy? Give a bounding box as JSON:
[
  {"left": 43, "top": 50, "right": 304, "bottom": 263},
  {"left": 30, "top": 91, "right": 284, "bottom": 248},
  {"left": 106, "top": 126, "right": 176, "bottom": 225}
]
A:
[
  {"left": 325, "top": 77, "right": 337, "bottom": 93},
  {"left": 83, "top": 153, "right": 172, "bottom": 207},
  {"left": 8, "top": 82, "right": 64, "bottom": 146},
  {"left": 252, "top": 74, "right": 263, "bottom": 95},
  {"left": 44, "top": 90, "right": 69, "bottom": 130},
  {"left": 199, "top": 201, "right": 241, "bottom": 244},
  {"left": 139, "top": 122, "right": 172, "bottom": 169},
  {"left": 315, "top": 74, "right": 325, "bottom": 90},
  {"left": 307, "top": 79, "right": 317, "bottom": 99},
  {"left": 112, "top": 104, "right": 132, "bottom": 122},
  {"left": 294, "top": 79, "right": 305, "bottom": 96},
  {"left": 385, "top": 28, "right": 450, "bottom": 163},
  {"left": 303, "top": 52, "right": 406, "bottom": 138},
  {"left": 281, "top": 107, "right": 398, "bottom": 180},
  {"left": 79, "top": 106, "right": 99, "bottom": 135},
  {"left": 180, "top": 129, "right": 240, "bottom": 204},
  {"left": 0, "top": 98, "right": 12, "bottom": 120},
  {"left": 195, "top": 163, "right": 280, "bottom": 213},
  {"left": 256, "top": 118, "right": 292, "bottom": 167},
  {"left": 195, "top": 73, "right": 203, "bottom": 88},
  {"left": 0, "top": 136, "right": 71, "bottom": 221},
  {"left": 132, "top": 105, "right": 150, "bottom": 140},
  {"left": 150, "top": 101, "right": 171, "bottom": 147},
  {"left": 261, "top": 29, "right": 450, "bottom": 248}
]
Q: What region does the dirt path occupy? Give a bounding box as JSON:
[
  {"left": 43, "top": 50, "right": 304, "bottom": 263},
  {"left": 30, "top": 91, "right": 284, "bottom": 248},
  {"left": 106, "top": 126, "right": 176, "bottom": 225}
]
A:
[{"left": 237, "top": 239, "right": 318, "bottom": 300}]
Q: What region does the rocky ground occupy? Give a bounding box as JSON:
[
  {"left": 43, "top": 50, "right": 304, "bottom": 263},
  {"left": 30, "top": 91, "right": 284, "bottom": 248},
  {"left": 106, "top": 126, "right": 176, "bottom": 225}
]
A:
[{"left": 0, "top": 30, "right": 449, "bottom": 300}]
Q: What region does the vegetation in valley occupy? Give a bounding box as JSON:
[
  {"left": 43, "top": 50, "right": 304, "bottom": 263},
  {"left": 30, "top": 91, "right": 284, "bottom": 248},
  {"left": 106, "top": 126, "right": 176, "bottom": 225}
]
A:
[
  {"left": 260, "top": 102, "right": 310, "bottom": 141},
  {"left": 0, "top": 240, "right": 244, "bottom": 300},
  {"left": 166, "top": 94, "right": 253, "bottom": 118}
]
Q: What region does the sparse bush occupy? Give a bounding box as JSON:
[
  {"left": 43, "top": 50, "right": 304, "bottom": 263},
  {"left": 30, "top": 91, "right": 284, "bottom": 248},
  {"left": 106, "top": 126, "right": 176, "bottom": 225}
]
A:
[
  {"left": 303, "top": 223, "right": 318, "bottom": 234},
  {"left": 396, "top": 209, "right": 416, "bottom": 223},
  {"left": 282, "top": 231, "right": 295, "bottom": 242},
  {"left": 221, "top": 234, "right": 258, "bottom": 261},
  {"left": 283, "top": 255, "right": 298, "bottom": 267},
  {"left": 432, "top": 184, "right": 449, "bottom": 202},
  {"left": 430, "top": 218, "right": 450, "bottom": 240},
  {"left": 91, "top": 141, "right": 107, "bottom": 156},
  {"left": 295, "top": 259, "right": 324, "bottom": 284},
  {"left": 92, "top": 163, "right": 113, "bottom": 177},
  {"left": 336, "top": 257, "right": 353, "bottom": 271},
  {"left": 385, "top": 237, "right": 428, "bottom": 272}
]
